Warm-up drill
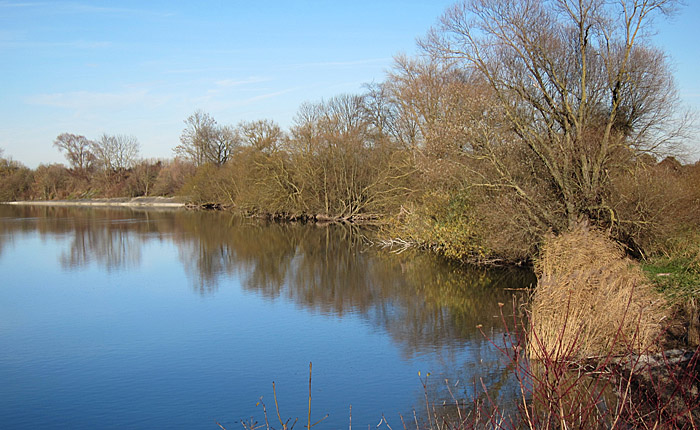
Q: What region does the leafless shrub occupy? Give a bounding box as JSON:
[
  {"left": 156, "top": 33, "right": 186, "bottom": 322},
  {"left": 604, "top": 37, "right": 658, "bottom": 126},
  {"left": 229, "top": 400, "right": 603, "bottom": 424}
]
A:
[
  {"left": 609, "top": 158, "right": 700, "bottom": 258},
  {"left": 531, "top": 224, "right": 667, "bottom": 360}
]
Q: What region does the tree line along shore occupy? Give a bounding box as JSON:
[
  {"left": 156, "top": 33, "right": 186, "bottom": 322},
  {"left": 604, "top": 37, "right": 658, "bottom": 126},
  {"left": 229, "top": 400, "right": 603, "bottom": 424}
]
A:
[{"left": 1, "top": 0, "right": 699, "bottom": 425}]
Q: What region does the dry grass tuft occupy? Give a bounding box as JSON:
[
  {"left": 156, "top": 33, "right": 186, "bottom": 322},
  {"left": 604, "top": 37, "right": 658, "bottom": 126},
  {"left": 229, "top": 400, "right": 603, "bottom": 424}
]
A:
[{"left": 531, "top": 224, "right": 668, "bottom": 360}]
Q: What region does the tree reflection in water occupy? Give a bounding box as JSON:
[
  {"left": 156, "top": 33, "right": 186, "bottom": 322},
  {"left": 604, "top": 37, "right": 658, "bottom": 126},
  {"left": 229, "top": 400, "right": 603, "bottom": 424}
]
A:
[{"left": 0, "top": 204, "right": 534, "bottom": 359}]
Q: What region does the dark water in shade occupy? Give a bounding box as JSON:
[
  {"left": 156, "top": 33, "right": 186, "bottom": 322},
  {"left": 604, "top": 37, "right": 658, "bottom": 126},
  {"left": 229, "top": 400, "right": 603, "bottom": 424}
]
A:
[{"left": 0, "top": 205, "right": 534, "bottom": 429}]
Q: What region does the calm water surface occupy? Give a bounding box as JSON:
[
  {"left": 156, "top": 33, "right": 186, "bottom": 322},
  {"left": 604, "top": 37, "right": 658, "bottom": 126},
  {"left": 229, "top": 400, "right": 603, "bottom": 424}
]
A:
[{"left": 0, "top": 205, "right": 533, "bottom": 429}]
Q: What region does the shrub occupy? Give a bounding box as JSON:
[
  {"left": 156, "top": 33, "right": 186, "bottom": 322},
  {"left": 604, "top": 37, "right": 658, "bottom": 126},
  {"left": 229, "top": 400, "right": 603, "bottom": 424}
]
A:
[
  {"left": 152, "top": 158, "right": 196, "bottom": 196},
  {"left": 609, "top": 159, "right": 700, "bottom": 258},
  {"left": 531, "top": 224, "right": 668, "bottom": 360},
  {"left": 390, "top": 190, "right": 487, "bottom": 262},
  {"left": 0, "top": 157, "right": 33, "bottom": 201},
  {"left": 28, "top": 164, "right": 72, "bottom": 199},
  {"left": 179, "top": 163, "right": 237, "bottom": 206}
]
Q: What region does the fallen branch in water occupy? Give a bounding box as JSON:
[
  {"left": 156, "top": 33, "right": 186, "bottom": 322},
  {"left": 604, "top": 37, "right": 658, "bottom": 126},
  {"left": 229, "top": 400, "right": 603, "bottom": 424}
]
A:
[{"left": 375, "top": 237, "right": 419, "bottom": 253}]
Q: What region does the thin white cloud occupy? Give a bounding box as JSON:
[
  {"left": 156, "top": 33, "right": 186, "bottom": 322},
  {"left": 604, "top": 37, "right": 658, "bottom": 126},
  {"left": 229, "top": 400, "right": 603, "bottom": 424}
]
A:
[
  {"left": 191, "top": 87, "right": 298, "bottom": 110},
  {"left": 0, "top": 39, "right": 112, "bottom": 49},
  {"left": 284, "top": 57, "right": 391, "bottom": 71},
  {"left": 69, "top": 3, "right": 175, "bottom": 18},
  {"left": 197, "top": 77, "right": 275, "bottom": 102},
  {"left": 215, "top": 77, "right": 271, "bottom": 87},
  {"left": 0, "top": 1, "right": 173, "bottom": 18},
  {"left": 162, "top": 67, "right": 244, "bottom": 75},
  {"left": 242, "top": 88, "right": 297, "bottom": 103},
  {"left": 0, "top": 1, "right": 46, "bottom": 7},
  {"left": 25, "top": 89, "right": 168, "bottom": 110}
]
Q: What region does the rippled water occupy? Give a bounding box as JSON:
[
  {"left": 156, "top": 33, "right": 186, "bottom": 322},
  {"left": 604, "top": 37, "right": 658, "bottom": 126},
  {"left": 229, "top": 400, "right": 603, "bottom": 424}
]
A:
[{"left": 0, "top": 205, "right": 533, "bottom": 429}]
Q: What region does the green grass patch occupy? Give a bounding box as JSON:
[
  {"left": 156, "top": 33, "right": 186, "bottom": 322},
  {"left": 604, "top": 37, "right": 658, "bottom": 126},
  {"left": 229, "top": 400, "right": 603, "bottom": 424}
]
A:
[{"left": 642, "top": 257, "right": 700, "bottom": 300}]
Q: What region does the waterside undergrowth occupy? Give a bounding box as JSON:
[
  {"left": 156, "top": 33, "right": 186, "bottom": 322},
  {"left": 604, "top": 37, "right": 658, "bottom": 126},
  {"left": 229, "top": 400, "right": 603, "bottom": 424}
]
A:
[
  {"left": 225, "top": 300, "right": 699, "bottom": 429},
  {"left": 225, "top": 227, "right": 699, "bottom": 429}
]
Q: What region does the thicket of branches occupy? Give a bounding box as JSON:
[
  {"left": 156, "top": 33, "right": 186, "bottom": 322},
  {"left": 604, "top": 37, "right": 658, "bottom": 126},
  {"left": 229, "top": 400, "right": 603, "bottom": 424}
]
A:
[{"left": 172, "top": 0, "right": 696, "bottom": 262}]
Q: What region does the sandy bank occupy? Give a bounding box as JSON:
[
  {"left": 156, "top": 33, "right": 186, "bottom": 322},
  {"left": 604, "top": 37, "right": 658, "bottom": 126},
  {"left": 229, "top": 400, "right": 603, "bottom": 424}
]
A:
[{"left": 2, "top": 197, "right": 186, "bottom": 208}]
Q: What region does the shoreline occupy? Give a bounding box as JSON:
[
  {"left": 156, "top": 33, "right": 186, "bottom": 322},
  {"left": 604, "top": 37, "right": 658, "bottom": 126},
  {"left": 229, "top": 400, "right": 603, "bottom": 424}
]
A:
[{"left": 2, "top": 197, "right": 186, "bottom": 208}]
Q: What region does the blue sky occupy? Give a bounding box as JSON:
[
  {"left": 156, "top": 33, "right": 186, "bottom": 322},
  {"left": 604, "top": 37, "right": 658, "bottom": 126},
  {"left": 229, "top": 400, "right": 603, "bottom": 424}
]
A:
[{"left": 1, "top": 0, "right": 699, "bottom": 167}]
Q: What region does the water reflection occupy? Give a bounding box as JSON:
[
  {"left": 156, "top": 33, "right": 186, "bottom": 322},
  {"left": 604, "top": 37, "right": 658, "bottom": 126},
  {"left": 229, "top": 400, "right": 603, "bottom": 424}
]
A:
[
  {"left": 59, "top": 222, "right": 142, "bottom": 271},
  {"left": 0, "top": 204, "right": 534, "bottom": 358}
]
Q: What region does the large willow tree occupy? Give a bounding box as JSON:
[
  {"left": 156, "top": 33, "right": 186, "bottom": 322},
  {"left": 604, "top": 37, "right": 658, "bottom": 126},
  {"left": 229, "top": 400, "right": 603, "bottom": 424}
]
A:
[{"left": 422, "top": 0, "right": 689, "bottom": 233}]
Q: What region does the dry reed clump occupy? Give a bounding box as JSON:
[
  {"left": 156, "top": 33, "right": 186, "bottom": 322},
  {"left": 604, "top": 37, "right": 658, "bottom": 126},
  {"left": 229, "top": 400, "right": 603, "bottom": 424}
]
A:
[{"left": 531, "top": 225, "right": 668, "bottom": 361}]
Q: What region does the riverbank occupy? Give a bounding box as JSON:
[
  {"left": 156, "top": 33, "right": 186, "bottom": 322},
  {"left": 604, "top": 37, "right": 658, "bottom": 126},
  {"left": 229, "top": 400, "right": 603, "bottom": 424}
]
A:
[{"left": 2, "top": 196, "right": 186, "bottom": 208}]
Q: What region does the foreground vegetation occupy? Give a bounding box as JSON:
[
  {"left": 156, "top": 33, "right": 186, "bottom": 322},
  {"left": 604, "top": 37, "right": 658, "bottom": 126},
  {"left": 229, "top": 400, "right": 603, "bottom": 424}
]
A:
[{"left": 1, "top": 0, "right": 699, "bottom": 426}]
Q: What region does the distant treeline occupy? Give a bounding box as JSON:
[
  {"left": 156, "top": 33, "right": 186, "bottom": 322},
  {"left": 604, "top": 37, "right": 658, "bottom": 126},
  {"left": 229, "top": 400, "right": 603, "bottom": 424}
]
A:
[{"left": 0, "top": 151, "right": 192, "bottom": 201}]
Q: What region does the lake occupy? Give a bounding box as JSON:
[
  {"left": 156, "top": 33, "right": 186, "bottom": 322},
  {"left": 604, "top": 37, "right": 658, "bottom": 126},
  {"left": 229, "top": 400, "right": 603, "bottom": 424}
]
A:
[{"left": 0, "top": 205, "right": 533, "bottom": 429}]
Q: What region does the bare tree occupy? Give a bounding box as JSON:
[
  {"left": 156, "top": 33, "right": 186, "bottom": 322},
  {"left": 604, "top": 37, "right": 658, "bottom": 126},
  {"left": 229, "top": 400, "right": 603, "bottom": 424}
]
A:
[
  {"left": 209, "top": 125, "right": 239, "bottom": 166},
  {"left": 128, "top": 159, "right": 162, "bottom": 196},
  {"left": 287, "top": 94, "right": 415, "bottom": 218},
  {"left": 53, "top": 133, "right": 95, "bottom": 173},
  {"left": 92, "top": 133, "right": 141, "bottom": 173},
  {"left": 174, "top": 110, "right": 218, "bottom": 166},
  {"left": 361, "top": 82, "right": 403, "bottom": 143},
  {"left": 421, "top": 0, "right": 687, "bottom": 231},
  {"left": 175, "top": 110, "right": 238, "bottom": 166},
  {"left": 383, "top": 55, "right": 487, "bottom": 158},
  {"left": 31, "top": 163, "right": 70, "bottom": 200},
  {"left": 237, "top": 119, "right": 284, "bottom": 153}
]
